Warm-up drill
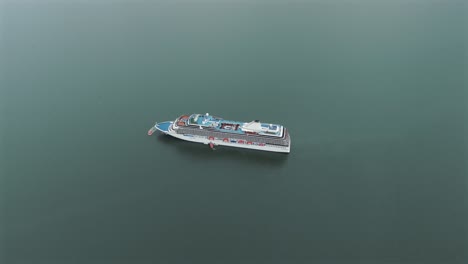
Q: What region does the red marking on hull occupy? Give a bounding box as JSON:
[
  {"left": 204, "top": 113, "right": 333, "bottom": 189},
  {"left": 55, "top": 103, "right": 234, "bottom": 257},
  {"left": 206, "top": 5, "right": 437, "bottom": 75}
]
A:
[{"left": 147, "top": 127, "right": 156, "bottom": 136}]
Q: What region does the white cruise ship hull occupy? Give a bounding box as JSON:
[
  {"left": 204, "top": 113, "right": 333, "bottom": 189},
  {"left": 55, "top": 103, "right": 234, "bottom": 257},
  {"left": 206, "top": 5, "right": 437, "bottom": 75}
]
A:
[{"left": 150, "top": 121, "right": 290, "bottom": 154}]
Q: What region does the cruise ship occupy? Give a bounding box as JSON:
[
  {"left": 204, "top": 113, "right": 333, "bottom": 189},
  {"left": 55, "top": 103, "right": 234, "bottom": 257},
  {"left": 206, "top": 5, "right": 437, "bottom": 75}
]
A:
[{"left": 148, "top": 113, "right": 291, "bottom": 153}]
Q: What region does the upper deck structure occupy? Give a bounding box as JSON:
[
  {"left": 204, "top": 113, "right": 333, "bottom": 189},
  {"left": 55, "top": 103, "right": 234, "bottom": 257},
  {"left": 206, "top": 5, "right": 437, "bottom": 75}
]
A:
[{"left": 176, "top": 113, "right": 285, "bottom": 137}]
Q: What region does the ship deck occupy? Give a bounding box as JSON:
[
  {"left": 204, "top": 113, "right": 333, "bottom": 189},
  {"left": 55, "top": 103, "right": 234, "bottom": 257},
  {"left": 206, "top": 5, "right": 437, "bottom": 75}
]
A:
[
  {"left": 189, "top": 114, "right": 244, "bottom": 134},
  {"left": 185, "top": 113, "right": 282, "bottom": 137}
]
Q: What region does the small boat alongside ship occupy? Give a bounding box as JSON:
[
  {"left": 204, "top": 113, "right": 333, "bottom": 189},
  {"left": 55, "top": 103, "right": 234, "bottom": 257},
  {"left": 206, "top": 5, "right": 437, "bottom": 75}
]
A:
[{"left": 148, "top": 113, "right": 291, "bottom": 153}]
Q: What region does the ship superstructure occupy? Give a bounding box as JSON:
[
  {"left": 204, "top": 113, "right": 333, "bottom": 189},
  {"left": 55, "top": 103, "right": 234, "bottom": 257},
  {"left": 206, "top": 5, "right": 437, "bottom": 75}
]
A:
[{"left": 148, "top": 113, "right": 290, "bottom": 153}]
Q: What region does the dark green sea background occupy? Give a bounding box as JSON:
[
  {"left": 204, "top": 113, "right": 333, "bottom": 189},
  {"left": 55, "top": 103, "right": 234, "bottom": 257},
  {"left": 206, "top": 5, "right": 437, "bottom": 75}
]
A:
[{"left": 1, "top": 0, "right": 467, "bottom": 263}]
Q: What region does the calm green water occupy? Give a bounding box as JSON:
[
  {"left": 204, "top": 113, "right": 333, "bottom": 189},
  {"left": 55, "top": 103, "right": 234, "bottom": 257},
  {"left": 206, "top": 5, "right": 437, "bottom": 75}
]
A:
[{"left": 1, "top": 1, "right": 467, "bottom": 263}]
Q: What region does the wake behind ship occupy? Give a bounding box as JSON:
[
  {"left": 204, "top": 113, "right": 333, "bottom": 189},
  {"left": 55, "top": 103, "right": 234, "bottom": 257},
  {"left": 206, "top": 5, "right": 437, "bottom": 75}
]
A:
[{"left": 148, "top": 113, "right": 291, "bottom": 153}]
